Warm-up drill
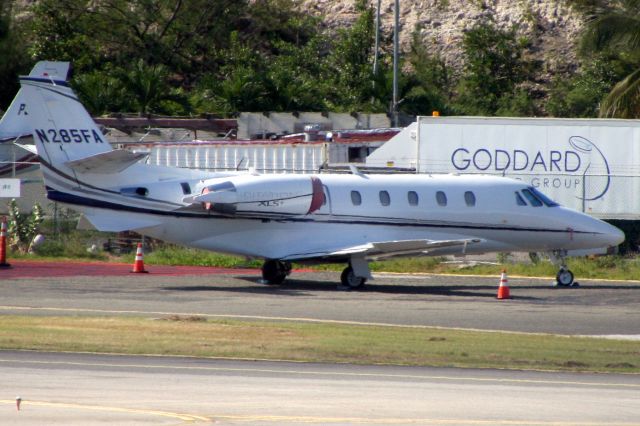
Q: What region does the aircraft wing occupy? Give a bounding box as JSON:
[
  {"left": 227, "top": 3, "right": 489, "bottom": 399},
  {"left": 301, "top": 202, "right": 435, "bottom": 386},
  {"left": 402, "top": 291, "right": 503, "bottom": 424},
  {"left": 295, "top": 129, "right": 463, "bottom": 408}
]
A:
[
  {"left": 65, "top": 149, "right": 149, "bottom": 174},
  {"left": 282, "top": 238, "right": 482, "bottom": 262},
  {"left": 81, "top": 211, "right": 162, "bottom": 232}
]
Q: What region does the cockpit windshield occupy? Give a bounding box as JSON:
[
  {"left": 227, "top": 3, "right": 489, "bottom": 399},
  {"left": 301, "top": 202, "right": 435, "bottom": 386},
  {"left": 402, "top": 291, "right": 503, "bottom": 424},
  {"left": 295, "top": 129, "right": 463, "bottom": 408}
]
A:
[
  {"left": 529, "top": 187, "right": 560, "bottom": 207},
  {"left": 521, "top": 188, "right": 543, "bottom": 206}
]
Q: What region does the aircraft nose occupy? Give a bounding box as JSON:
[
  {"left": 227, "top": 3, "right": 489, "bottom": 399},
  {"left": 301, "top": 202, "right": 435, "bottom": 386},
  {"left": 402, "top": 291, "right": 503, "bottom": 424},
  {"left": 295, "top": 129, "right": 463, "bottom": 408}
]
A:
[
  {"left": 586, "top": 217, "right": 626, "bottom": 248},
  {"left": 601, "top": 221, "right": 626, "bottom": 247},
  {"left": 573, "top": 212, "right": 625, "bottom": 249}
]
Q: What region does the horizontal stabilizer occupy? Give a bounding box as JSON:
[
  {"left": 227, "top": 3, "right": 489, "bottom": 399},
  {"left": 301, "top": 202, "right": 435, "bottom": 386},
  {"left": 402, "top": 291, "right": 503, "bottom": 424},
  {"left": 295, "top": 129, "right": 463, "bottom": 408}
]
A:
[
  {"left": 65, "top": 149, "right": 148, "bottom": 174},
  {"left": 283, "top": 238, "right": 482, "bottom": 262},
  {"left": 29, "top": 62, "right": 71, "bottom": 79},
  {"left": 14, "top": 143, "right": 38, "bottom": 154}
]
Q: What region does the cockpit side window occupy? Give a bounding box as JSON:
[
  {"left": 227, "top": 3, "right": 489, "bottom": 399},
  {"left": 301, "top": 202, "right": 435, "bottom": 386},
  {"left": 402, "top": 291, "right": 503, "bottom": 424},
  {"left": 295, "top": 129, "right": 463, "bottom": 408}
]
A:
[
  {"left": 529, "top": 187, "right": 559, "bottom": 207},
  {"left": 521, "top": 189, "right": 543, "bottom": 207},
  {"left": 515, "top": 192, "right": 527, "bottom": 206}
]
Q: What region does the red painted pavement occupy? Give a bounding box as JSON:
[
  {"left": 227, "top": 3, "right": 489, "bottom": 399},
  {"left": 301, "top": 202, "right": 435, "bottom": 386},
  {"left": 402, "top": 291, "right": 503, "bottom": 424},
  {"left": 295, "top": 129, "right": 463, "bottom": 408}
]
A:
[{"left": 0, "top": 259, "right": 261, "bottom": 279}]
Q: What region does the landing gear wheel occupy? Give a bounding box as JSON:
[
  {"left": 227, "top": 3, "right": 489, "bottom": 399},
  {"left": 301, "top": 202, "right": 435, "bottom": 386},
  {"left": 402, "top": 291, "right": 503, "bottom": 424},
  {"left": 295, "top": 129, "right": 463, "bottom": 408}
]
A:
[
  {"left": 555, "top": 268, "right": 574, "bottom": 287},
  {"left": 340, "top": 266, "right": 366, "bottom": 289},
  {"left": 261, "top": 260, "right": 290, "bottom": 285}
]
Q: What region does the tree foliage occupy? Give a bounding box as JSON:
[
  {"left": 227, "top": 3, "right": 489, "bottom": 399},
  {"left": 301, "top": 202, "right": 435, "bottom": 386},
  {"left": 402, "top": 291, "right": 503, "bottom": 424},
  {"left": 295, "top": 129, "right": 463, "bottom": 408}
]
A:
[
  {"left": 579, "top": 0, "right": 640, "bottom": 117},
  {"left": 0, "top": 1, "right": 32, "bottom": 109},
  {"left": 7, "top": 199, "right": 44, "bottom": 253},
  {"left": 1, "top": 0, "right": 635, "bottom": 119},
  {"left": 454, "top": 19, "right": 535, "bottom": 116},
  {"left": 401, "top": 30, "right": 453, "bottom": 116},
  {"left": 546, "top": 55, "right": 628, "bottom": 117},
  {"left": 0, "top": 0, "right": 394, "bottom": 116}
]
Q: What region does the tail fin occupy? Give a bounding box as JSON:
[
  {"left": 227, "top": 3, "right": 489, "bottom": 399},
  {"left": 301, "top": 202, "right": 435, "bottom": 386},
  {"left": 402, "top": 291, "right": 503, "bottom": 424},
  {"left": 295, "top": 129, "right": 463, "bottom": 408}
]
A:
[
  {"left": 0, "top": 62, "right": 71, "bottom": 141},
  {"left": 19, "top": 70, "right": 112, "bottom": 174}
]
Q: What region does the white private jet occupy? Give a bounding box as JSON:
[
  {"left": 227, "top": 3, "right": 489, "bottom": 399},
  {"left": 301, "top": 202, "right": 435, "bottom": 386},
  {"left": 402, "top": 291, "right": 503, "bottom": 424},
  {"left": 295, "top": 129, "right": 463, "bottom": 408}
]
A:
[{"left": 18, "top": 64, "right": 624, "bottom": 288}]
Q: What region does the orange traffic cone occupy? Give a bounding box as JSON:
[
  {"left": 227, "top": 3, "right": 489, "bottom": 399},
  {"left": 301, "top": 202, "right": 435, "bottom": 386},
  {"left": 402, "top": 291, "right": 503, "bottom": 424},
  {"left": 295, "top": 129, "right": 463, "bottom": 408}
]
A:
[
  {"left": 0, "top": 216, "right": 11, "bottom": 268},
  {"left": 131, "top": 243, "right": 148, "bottom": 273},
  {"left": 497, "top": 269, "right": 511, "bottom": 299}
]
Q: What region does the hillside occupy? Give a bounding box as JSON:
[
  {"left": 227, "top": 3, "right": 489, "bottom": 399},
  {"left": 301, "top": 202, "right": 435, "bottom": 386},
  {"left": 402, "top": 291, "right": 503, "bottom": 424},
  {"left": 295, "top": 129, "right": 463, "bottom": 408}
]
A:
[
  {"left": 3, "top": 0, "right": 611, "bottom": 118},
  {"left": 303, "top": 0, "right": 584, "bottom": 82}
]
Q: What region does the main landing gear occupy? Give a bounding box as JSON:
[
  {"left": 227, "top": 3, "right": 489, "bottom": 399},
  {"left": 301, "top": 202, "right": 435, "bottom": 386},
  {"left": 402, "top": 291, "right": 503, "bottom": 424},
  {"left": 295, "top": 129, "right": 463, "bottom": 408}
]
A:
[
  {"left": 549, "top": 250, "right": 579, "bottom": 287},
  {"left": 338, "top": 257, "right": 371, "bottom": 290},
  {"left": 261, "top": 260, "right": 291, "bottom": 285},
  {"left": 340, "top": 265, "right": 367, "bottom": 289},
  {"left": 261, "top": 257, "right": 372, "bottom": 290}
]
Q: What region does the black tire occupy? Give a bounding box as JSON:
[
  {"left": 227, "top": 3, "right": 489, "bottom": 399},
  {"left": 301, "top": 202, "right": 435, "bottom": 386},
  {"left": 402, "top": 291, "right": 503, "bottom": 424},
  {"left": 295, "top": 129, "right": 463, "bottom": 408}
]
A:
[
  {"left": 340, "top": 266, "right": 366, "bottom": 289},
  {"left": 262, "top": 260, "right": 287, "bottom": 285},
  {"left": 556, "top": 268, "right": 574, "bottom": 287}
]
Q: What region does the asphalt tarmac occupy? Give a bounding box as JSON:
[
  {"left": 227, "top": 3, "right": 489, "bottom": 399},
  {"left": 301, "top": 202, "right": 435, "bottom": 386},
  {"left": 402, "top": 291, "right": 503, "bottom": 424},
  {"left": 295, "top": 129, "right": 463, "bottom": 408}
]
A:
[
  {"left": 1, "top": 260, "right": 639, "bottom": 425},
  {"left": 0, "top": 260, "right": 639, "bottom": 336},
  {"left": 2, "top": 350, "right": 640, "bottom": 426}
]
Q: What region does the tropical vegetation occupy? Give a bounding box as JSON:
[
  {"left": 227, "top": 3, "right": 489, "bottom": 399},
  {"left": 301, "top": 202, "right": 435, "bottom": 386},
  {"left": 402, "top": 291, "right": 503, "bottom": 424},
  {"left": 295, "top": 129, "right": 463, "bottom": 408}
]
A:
[{"left": 0, "top": 0, "right": 639, "bottom": 119}]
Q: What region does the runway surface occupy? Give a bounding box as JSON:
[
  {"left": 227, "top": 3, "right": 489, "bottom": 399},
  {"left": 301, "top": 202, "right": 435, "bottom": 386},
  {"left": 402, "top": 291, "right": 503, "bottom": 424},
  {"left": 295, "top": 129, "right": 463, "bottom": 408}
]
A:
[
  {"left": 1, "top": 261, "right": 639, "bottom": 425},
  {"left": 2, "top": 350, "right": 640, "bottom": 426},
  {"left": 0, "top": 260, "right": 639, "bottom": 335},
  {"left": 0, "top": 260, "right": 260, "bottom": 278}
]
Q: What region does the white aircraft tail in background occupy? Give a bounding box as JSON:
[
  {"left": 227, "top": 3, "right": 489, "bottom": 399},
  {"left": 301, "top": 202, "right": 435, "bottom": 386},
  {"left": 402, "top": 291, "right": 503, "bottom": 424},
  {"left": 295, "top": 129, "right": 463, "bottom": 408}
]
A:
[
  {"left": 19, "top": 62, "right": 625, "bottom": 288},
  {"left": 0, "top": 62, "right": 71, "bottom": 176},
  {"left": 1, "top": 62, "right": 71, "bottom": 142}
]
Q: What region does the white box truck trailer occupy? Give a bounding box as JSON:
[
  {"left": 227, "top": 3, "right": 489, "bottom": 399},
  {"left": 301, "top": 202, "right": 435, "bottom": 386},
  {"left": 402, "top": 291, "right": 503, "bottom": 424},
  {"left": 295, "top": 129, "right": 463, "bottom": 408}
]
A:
[{"left": 367, "top": 116, "right": 640, "bottom": 220}]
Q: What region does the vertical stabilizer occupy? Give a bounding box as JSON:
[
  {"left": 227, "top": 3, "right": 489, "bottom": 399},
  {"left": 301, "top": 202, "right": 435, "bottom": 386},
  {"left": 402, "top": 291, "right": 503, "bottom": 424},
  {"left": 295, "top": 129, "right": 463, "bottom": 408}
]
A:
[{"left": 19, "top": 73, "right": 112, "bottom": 176}]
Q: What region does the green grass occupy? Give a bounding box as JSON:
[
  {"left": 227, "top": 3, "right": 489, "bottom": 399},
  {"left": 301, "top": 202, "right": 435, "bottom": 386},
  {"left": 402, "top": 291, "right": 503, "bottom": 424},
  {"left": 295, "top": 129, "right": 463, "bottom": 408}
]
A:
[
  {"left": 14, "top": 229, "right": 640, "bottom": 280},
  {"left": 142, "top": 246, "right": 262, "bottom": 268},
  {"left": 1, "top": 315, "right": 638, "bottom": 373}
]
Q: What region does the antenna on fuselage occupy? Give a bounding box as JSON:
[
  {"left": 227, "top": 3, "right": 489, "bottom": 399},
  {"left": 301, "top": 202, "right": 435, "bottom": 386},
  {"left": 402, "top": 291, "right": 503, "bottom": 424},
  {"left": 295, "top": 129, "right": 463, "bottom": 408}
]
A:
[{"left": 349, "top": 164, "right": 367, "bottom": 177}]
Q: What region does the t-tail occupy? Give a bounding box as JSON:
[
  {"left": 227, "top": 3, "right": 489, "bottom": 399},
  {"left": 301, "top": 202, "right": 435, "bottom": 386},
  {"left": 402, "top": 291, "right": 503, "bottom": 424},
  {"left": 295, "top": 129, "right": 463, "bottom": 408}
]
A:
[
  {"left": 19, "top": 71, "right": 158, "bottom": 198},
  {"left": 18, "top": 70, "right": 219, "bottom": 232},
  {"left": 20, "top": 74, "right": 113, "bottom": 176}
]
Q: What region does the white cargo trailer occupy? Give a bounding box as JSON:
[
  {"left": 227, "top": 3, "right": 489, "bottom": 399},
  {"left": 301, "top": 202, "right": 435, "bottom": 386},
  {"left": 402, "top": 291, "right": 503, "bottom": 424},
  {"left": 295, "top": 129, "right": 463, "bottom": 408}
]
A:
[{"left": 367, "top": 116, "right": 640, "bottom": 219}]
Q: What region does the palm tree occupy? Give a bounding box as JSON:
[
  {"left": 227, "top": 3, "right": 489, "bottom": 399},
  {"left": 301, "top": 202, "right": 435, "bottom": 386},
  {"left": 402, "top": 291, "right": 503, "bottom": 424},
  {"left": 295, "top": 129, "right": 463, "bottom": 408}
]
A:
[
  {"left": 580, "top": 0, "right": 640, "bottom": 117},
  {"left": 119, "top": 59, "right": 187, "bottom": 116}
]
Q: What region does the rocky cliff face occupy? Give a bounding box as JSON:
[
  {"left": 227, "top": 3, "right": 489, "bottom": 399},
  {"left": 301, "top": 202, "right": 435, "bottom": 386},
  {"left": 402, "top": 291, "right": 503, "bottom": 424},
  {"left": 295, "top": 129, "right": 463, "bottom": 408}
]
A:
[{"left": 304, "top": 0, "right": 584, "bottom": 82}]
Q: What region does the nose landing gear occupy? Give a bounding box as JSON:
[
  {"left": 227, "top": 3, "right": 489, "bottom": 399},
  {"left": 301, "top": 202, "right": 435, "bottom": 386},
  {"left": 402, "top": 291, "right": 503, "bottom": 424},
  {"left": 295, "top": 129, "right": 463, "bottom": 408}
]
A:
[
  {"left": 549, "top": 250, "right": 579, "bottom": 287},
  {"left": 556, "top": 267, "right": 577, "bottom": 287}
]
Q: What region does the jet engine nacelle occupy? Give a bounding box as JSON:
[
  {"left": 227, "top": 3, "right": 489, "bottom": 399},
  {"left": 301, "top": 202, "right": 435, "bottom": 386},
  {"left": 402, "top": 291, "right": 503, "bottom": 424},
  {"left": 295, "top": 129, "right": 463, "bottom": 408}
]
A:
[{"left": 193, "top": 174, "right": 324, "bottom": 217}]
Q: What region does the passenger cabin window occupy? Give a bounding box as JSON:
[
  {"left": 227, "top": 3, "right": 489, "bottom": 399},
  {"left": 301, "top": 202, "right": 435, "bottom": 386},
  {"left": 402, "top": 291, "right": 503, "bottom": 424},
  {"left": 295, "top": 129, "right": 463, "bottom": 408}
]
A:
[
  {"left": 521, "top": 189, "right": 543, "bottom": 207},
  {"left": 407, "top": 191, "right": 419, "bottom": 206},
  {"left": 351, "top": 190, "right": 362, "bottom": 206},
  {"left": 515, "top": 192, "right": 527, "bottom": 206},
  {"left": 464, "top": 191, "right": 476, "bottom": 207},
  {"left": 436, "top": 191, "right": 447, "bottom": 206},
  {"left": 379, "top": 190, "right": 390, "bottom": 206}
]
